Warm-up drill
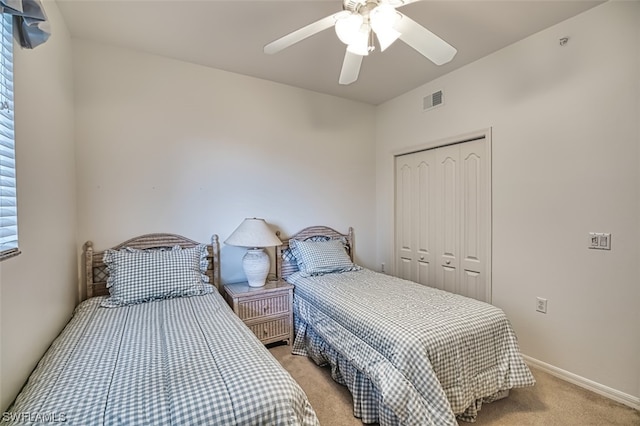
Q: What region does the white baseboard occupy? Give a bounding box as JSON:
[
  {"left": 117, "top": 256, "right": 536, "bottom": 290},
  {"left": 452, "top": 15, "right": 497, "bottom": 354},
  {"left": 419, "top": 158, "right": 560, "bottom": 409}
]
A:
[{"left": 522, "top": 355, "right": 640, "bottom": 411}]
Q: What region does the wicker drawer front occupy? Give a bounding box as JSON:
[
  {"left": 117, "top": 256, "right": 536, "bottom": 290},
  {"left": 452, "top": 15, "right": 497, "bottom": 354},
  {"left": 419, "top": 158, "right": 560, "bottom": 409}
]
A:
[
  {"left": 238, "top": 294, "right": 289, "bottom": 320},
  {"left": 248, "top": 317, "right": 290, "bottom": 342}
]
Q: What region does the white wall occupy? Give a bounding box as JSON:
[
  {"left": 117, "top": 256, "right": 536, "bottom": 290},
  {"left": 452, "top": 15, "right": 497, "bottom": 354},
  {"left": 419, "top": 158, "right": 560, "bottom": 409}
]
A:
[
  {"left": 0, "top": 1, "right": 77, "bottom": 410},
  {"left": 376, "top": 1, "right": 639, "bottom": 403},
  {"left": 72, "top": 40, "right": 377, "bottom": 285}
]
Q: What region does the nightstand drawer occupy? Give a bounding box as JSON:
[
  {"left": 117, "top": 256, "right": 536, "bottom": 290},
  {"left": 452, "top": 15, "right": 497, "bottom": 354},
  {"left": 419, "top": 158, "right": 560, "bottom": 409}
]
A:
[
  {"left": 237, "top": 294, "right": 290, "bottom": 321},
  {"left": 224, "top": 280, "right": 294, "bottom": 346},
  {"left": 247, "top": 317, "right": 290, "bottom": 342}
]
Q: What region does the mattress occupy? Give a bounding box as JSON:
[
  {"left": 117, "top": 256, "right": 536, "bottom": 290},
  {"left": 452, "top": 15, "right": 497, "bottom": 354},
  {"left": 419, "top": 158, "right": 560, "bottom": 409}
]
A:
[
  {"left": 3, "top": 292, "right": 318, "bottom": 426},
  {"left": 288, "top": 268, "right": 535, "bottom": 425}
]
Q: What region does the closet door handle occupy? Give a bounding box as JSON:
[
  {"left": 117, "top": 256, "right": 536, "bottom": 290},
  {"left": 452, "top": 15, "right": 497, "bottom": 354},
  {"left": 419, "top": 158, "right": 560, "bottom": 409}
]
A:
[
  {"left": 419, "top": 255, "right": 424, "bottom": 260},
  {"left": 445, "top": 260, "right": 451, "bottom": 265}
]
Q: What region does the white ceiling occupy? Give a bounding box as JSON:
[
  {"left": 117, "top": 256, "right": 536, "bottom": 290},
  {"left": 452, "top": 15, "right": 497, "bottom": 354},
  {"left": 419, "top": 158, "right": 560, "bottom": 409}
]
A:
[{"left": 56, "top": 0, "right": 604, "bottom": 105}]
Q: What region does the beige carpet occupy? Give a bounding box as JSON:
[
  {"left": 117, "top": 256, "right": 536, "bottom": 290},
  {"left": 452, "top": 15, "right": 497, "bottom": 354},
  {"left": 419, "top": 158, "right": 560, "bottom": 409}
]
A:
[{"left": 269, "top": 344, "right": 640, "bottom": 426}]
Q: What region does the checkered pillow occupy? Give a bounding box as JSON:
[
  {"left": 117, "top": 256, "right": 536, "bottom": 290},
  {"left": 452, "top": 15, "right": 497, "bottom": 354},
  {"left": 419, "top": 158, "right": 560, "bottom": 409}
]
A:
[
  {"left": 101, "top": 245, "right": 212, "bottom": 308},
  {"left": 281, "top": 236, "right": 331, "bottom": 274},
  {"left": 289, "top": 238, "right": 361, "bottom": 276}
]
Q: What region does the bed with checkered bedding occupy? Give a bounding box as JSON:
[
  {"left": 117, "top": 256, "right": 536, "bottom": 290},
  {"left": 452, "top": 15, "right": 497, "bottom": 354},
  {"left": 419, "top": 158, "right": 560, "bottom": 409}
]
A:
[
  {"left": 288, "top": 268, "right": 535, "bottom": 425},
  {"left": 5, "top": 233, "right": 318, "bottom": 425},
  {"left": 4, "top": 292, "right": 319, "bottom": 426}
]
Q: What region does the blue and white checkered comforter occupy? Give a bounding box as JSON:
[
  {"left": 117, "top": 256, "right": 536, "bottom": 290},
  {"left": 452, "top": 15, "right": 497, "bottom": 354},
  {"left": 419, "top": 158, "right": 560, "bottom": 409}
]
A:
[
  {"left": 4, "top": 292, "right": 319, "bottom": 426},
  {"left": 288, "top": 268, "right": 535, "bottom": 425}
]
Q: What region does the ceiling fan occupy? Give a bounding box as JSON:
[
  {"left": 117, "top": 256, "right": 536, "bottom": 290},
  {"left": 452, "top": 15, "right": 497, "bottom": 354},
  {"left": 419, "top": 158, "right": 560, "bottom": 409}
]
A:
[{"left": 264, "top": 0, "right": 457, "bottom": 85}]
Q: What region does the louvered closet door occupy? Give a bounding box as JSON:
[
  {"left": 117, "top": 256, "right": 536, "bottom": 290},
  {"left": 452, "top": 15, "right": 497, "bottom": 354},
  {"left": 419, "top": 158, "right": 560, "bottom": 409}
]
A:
[{"left": 395, "top": 136, "right": 490, "bottom": 302}]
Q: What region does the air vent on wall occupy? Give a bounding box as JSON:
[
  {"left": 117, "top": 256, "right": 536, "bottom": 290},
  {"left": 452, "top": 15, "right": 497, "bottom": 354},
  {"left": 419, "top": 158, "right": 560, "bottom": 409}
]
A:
[{"left": 423, "top": 90, "right": 444, "bottom": 111}]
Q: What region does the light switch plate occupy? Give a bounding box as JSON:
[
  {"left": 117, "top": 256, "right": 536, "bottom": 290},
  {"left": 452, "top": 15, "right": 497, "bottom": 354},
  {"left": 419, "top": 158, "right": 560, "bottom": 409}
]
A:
[{"left": 588, "top": 232, "right": 611, "bottom": 250}]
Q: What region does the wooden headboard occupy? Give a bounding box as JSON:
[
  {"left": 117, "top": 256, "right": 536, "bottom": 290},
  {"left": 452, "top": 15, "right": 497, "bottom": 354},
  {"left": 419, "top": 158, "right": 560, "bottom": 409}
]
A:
[
  {"left": 82, "top": 233, "right": 221, "bottom": 301},
  {"left": 275, "top": 226, "right": 354, "bottom": 280}
]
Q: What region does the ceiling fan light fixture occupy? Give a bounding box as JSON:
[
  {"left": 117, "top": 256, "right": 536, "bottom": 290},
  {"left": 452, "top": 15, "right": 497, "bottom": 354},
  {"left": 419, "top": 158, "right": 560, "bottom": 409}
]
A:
[
  {"left": 370, "top": 4, "right": 401, "bottom": 51},
  {"left": 374, "top": 26, "right": 401, "bottom": 51},
  {"left": 346, "top": 26, "right": 370, "bottom": 56},
  {"left": 335, "top": 12, "right": 363, "bottom": 45},
  {"left": 265, "top": 0, "right": 457, "bottom": 85}
]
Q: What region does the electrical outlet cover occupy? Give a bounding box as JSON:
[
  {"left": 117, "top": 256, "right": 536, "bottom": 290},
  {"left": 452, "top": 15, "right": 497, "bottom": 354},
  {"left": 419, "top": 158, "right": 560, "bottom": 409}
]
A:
[{"left": 536, "top": 297, "right": 548, "bottom": 313}]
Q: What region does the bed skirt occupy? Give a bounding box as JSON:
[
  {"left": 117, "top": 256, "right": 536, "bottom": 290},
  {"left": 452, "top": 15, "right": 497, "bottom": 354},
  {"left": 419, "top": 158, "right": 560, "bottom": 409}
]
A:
[{"left": 293, "top": 315, "right": 509, "bottom": 425}]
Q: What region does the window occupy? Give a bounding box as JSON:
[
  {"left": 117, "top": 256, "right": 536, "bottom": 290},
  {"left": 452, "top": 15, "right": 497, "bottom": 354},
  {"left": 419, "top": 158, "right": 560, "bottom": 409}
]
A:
[{"left": 0, "top": 13, "right": 18, "bottom": 260}]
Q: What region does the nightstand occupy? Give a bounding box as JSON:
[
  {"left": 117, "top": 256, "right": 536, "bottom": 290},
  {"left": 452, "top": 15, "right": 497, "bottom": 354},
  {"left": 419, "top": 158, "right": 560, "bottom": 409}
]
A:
[{"left": 223, "top": 280, "right": 294, "bottom": 346}]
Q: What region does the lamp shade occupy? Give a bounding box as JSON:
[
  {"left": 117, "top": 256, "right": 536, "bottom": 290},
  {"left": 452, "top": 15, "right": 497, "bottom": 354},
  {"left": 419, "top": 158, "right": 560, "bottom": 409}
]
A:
[
  {"left": 371, "top": 4, "right": 401, "bottom": 52},
  {"left": 346, "top": 26, "right": 370, "bottom": 56},
  {"left": 335, "top": 12, "right": 363, "bottom": 45},
  {"left": 224, "top": 218, "right": 282, "bottom": 248}
]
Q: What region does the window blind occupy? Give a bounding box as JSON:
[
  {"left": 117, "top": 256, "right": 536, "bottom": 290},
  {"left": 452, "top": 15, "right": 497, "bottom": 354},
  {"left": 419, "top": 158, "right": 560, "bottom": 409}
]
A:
[{"left": 0, "top": 13, "right": 18, "bottom": 260}]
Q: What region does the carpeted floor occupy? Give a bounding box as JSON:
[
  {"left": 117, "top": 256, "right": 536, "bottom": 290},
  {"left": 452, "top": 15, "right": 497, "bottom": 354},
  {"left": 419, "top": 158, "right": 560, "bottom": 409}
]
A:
[{"left": 269, "top": 344, "right": 640, "bottom": 425}]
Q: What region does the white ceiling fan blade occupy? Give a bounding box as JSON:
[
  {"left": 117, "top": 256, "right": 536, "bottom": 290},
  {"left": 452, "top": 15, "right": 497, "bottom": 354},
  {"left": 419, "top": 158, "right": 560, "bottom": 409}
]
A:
[
  {"left": 339, "top": 50, "right": 363, "bottom": 85},
  {"left": 395, "top": 13, "right": 457, "bottom": 65},
  {"left": 264, "top": 12, "right": 347, "bottom": 55}
]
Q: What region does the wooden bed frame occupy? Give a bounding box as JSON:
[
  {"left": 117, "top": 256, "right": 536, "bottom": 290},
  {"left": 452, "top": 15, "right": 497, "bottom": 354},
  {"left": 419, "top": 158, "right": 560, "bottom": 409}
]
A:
[
  {"left": 275, "top": 225, "right": 354, "bottom": 280},
  {"left": 82, "top": 233, "right": 221, "bottom": 300}
]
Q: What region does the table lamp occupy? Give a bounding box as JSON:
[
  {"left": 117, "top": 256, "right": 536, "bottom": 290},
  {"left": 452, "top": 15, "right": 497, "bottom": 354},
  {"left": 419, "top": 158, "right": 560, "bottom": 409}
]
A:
[{"left": 224, "top": 218, "right": 282, "bottom": 287}]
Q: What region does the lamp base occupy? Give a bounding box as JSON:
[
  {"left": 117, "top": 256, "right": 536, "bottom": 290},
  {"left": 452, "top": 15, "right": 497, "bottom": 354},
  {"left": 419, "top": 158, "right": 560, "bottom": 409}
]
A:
[{"left": 242, "top": 248, "right": 270, "bottom": 287}]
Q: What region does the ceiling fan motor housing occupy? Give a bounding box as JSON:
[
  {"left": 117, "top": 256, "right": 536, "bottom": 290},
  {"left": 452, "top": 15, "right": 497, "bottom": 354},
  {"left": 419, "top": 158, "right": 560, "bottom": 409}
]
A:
[{"left": 343, "top": 0, "right": 370, "bottom": 13}]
